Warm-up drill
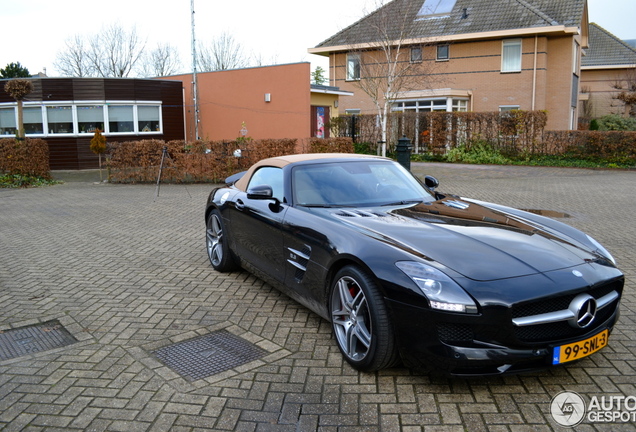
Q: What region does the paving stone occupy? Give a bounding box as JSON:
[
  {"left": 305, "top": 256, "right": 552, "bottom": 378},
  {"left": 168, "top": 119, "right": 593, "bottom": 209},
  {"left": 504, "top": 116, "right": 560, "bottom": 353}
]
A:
[{"left": 0, "top": 165, "right": 634, "bottom": 431}]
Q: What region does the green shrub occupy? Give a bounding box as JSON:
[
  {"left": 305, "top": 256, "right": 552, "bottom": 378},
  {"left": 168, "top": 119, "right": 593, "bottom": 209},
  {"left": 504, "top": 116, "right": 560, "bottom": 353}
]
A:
[
  {"left": 0, "top": 173, "right": 60, "bottom": 188},
  {"left": 594, "top": 114, "right": 636, "bottom": 131},
  {"left": 445, "top": 142, "right": 511, "bottom": 165}
]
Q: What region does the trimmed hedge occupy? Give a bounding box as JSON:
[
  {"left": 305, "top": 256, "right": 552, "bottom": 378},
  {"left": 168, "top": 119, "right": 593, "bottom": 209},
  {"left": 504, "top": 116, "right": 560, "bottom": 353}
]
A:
[
  {"left": 544, "top": 131, "right": 636, "bottom": 164},
  {"left": 107, "top": 138, "right": 298, "bottom": 183},
  {"left": 0, "top": 138, "right": 50, "bottom": 178},
  {"left": 308, "top": 137, "right": 354, "bottom": 153},
  {"left": 107, "top": 137, "right": 359, "bottom": 183}
]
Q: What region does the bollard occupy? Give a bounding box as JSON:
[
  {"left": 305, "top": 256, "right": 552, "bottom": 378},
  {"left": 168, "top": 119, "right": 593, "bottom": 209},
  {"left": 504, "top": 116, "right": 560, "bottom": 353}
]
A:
[{"left": 396, "top": 135, "right": 412, "bottom": 170}]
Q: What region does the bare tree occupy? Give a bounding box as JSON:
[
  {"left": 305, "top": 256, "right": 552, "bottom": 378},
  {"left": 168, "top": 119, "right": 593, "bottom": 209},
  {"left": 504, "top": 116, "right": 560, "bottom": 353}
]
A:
[
  {"left": 251, "top": 52, "right": 279, "bottom": 67},
  {"left": 87, "top": 23, "right": 146, "bottom": 77},
  {"left": 612, "top": 67, "right": 636, "bottom": 117},
  {"left": 198, "top": 32, "right": 250, "bottom": 71},
  {"left": 54, "top": 35, "right": 94, "bottom": 77},
  {"left": 347, "top": 0, "right": 438, "bottom": 156},
  {"left": 54, "top": 24, "right": 146, "bottom": 78},
  {"left": 138, "top": 43, "right": 183, "bottom": 77}
]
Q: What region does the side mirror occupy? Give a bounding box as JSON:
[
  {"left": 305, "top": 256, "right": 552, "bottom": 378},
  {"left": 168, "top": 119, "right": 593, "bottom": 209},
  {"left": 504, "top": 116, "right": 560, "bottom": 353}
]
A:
[
  {"left": 424, "top": 175, "right": 439, "bottom": 190},
  {"left": 247, "top": 184, "right": 274, "bottom": 200}
]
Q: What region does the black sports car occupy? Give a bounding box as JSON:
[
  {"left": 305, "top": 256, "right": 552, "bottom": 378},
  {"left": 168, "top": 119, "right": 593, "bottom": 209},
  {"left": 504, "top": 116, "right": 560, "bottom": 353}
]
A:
[{"left": 205, "top": 154, "right": 623, "bottom": 375}]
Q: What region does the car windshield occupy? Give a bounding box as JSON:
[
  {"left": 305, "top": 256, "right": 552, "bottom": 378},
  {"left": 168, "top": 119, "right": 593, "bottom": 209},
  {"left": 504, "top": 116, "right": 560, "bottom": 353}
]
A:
[{"left": 292, "top": 160, "right": 436, "bottom": 207}]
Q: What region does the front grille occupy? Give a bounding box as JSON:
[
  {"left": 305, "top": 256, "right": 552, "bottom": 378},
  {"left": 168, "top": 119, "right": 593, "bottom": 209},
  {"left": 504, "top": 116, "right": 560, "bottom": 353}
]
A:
[
  {"left": 438, "top": 323, "right": 473, "bottom": 343},
  {"left": 511, "top": 280, "right": 621, "bottom": 343},
  {"left": 511, "top": 281, "right": 620, "bottom": 318}
]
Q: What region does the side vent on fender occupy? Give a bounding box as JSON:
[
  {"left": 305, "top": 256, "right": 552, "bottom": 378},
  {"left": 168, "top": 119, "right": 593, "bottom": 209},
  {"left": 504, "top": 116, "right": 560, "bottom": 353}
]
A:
[{"left": 287, "top": 245, "right": 311, "bottom": 282}]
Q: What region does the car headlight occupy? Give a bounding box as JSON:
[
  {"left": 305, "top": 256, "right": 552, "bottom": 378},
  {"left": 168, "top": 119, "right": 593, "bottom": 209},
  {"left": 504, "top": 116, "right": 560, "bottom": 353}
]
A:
[
  {"left": 396, "top": 261, "right": 478, "bottom": 314},
  {"left": 586, "top": 234, "right": 617, "bottom": 266}
]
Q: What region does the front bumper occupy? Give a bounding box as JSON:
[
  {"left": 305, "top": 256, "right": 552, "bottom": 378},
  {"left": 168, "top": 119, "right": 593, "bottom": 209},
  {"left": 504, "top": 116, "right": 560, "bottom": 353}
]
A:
[{"left": 386, "top": 298, "right": 620, "bottom": 376}]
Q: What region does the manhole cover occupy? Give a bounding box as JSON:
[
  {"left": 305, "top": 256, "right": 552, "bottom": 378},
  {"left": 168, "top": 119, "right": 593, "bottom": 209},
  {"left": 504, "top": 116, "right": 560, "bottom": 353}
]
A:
[
  {"left": 153, "top": 330, "right": 266, "bottom": 381},
  {"left": 0, "top": 320, "right": 78, "bottom": 361}
]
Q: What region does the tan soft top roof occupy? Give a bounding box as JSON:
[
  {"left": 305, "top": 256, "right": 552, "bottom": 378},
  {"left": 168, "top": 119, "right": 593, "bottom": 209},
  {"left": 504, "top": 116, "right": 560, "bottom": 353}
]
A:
[{"left": 233, "top": 153, "right": 386, "bottom": 191}]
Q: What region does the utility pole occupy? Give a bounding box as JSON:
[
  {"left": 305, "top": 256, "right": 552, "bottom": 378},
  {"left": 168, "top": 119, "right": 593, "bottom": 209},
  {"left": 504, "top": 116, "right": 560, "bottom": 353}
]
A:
[{"left": 191, "top": 0, "right": 200, "bottom": 141}]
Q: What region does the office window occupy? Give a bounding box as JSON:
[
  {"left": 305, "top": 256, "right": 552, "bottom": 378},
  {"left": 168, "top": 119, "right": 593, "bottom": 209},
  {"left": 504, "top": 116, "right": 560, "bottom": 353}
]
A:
[
  {"left": 108, "top": 105, "right": 134, "bottom": 133},
  {"left": 47, "top": 106, "right": 74, "bottom": 134},
  {"left": 437, "top": 45, "right": 450, "bottom": 61},
  {"left": 411, "top": 46, "right": 423, "bottom": 63},
  {"left": 0, "top": 107, "right": 16, "bottom": 135},
  {"left": 138, "top": 106, "right": 160, "bottom": 132},
  {"left": 347, "top": 54, "right": 361, "bottom": 80},
  {"left": 502, "top": 39, "right": 522, "bottom": 72},
  {"left": 24, "top": 107, "right": 43, "bottom": 134},
  {"left": 77, "top": 105, "right": 104, "bottom": 134}
]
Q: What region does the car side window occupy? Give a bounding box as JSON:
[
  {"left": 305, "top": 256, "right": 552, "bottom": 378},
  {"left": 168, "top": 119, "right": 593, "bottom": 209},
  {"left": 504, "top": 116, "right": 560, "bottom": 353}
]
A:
[{"left": 247, "top": 166, "right": 284, "bottom": 201}]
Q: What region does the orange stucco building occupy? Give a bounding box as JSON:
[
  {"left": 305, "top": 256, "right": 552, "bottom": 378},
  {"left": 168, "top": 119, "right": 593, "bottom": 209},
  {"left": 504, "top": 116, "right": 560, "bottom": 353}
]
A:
[{"left": 164, "top": 63, "right": 316, "bottom": 144}]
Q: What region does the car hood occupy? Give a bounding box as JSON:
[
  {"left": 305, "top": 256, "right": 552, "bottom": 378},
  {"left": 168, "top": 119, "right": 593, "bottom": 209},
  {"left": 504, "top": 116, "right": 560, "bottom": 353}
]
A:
[{"left": 328, "top": 198, "right": 600, "bottom": 281}]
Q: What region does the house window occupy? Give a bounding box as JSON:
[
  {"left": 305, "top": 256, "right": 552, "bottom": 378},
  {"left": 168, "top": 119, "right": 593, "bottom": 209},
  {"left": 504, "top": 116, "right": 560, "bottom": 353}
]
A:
[
  {"left": 345, "top": 109, "right": 361, "bottom": 115},
  {"left": 24, "top": 107, "right": 43, "bottom": 134},
  {"left": 571, "top": 75, "right": 579, "bottom": 108},
  {"left": 138, "top": 105, "right": 161, "bottom": 132},
  {"left": 418, "top": 0, "right": 457, "bottom": 17},
  {"left": 108, "top": 105, "right": 134, "bottom": 133},
  {"left": 393, "top": 98, "right": 468, "bottom": 112},
  {"left": 346, "top": 54, "right": 361, "bottom": 80},
  {"left": 502, "top": 39, "right": 522, "bottom": 72},
  {"left": 452, "top": 99, "right": 467, "bottom": 111},
  {"left": 499, "top": 105, "right": 520, "bottom": 112},
  {"left": 77, "top": 105, "right": 104, "bottom": 134},
  {"left": 47, "top": 106, "right": 74, "bottom": 134},
  {"left": 411, "top": 46, "right": 423, "bottom": 63},
  {"left": 0, "top": 107, "right": 16, "bottom": 135},
  {"left": 437, "top": 45, "right": 450, "bottom": 61}
]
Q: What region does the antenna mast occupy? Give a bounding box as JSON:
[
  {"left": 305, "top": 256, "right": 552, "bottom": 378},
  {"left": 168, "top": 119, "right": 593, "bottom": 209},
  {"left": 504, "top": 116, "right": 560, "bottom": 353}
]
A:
[{"left": 190, "top": 0, "right": 199, "bottom": 140}]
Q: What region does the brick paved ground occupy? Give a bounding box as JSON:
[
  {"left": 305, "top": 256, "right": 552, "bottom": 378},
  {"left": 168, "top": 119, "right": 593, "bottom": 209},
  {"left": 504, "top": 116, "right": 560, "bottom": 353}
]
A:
[{"left": 1, "top": 163, "right": 634, "bottom": 431}]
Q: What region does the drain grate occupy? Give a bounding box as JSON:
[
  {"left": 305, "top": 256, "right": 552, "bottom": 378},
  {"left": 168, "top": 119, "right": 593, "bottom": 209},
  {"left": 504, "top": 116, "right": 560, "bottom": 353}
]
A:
[
  {"left": 153, "top": 330, "right": 266, "bottom": 381},
  {"left": 0, "top": 320, "right": 78, "bottom": 361}
]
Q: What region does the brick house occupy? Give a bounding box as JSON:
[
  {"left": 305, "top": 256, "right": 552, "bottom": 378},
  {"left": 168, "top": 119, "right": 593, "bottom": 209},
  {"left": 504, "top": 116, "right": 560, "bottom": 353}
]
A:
[
  {"left": 580, "top": 23, "right": 636, "bottom": 118},
  {"left": 309, "top": 0, "right": 590, "bottom": 131}
]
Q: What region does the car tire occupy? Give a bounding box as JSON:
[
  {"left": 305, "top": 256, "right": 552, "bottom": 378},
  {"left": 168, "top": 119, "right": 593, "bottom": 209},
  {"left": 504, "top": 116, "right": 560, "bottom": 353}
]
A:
[
  {"left": 330, "top": 265, "right": 399, "bottom": 372},
  {"left": 206, "top": 209, "right": 239, "bottom": 272}
]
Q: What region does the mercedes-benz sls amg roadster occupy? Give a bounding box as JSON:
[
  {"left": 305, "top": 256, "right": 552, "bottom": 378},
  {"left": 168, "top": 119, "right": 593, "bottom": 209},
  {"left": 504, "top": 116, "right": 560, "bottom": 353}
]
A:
[{"left": 205, "top": 154, "right": 623, "bottom": 375}]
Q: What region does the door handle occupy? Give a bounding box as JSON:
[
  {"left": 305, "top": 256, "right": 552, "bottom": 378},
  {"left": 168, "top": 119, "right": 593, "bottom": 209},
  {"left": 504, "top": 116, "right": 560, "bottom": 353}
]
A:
[{"left": 235, "top": 199, "right": 245, "bottom": 211}]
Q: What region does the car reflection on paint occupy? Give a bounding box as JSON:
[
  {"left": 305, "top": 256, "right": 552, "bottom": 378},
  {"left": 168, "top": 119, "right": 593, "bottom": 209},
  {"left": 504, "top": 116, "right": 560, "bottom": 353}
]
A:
[{"left": 205, "top": 153, "right": 623, "bottom": 375}]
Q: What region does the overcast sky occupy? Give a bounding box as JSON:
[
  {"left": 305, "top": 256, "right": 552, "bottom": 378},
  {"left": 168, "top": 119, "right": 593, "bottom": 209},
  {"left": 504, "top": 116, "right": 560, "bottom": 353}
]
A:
[{"left": 1, "top": 0, "right": 634, "bottom": 77}]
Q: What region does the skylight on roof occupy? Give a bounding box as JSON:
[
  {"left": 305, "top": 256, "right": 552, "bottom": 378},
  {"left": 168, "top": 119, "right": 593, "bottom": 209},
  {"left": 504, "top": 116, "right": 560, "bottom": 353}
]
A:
[{"left": 417, "top": 0, "right": 456, "bottom": 17}]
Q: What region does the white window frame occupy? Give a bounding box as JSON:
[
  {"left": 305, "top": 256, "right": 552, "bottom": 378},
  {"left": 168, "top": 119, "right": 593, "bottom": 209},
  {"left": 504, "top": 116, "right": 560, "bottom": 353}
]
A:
[
  {"left": 0, "top": 101, "right": 163, "bottom": 138},
  {"left": 501, "top": 39, "right": 522, "bottom": 73},
  {"left": 346, "top": 53, "right": 361, "bottom": 81},
  {"left": 410, "top": 46, "right": 423, "bottom": 63},
  {"left": 499, "top": 105, "right": 520, "bottom": 112},
  {"left": 436, "top": 44, "right": 450, "bottom": 61}
]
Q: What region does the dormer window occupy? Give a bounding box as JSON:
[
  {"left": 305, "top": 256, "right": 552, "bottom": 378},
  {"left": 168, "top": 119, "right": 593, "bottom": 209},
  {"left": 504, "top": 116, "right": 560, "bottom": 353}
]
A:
[{"left": 417, "top": 0, "right": 457, "bottom": 18}]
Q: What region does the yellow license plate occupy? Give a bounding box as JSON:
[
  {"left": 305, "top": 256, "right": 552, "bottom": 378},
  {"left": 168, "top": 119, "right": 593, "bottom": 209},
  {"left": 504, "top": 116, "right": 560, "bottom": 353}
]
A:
[{"left": 552, "top": 329, "right": 609, "bottom": 364}]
